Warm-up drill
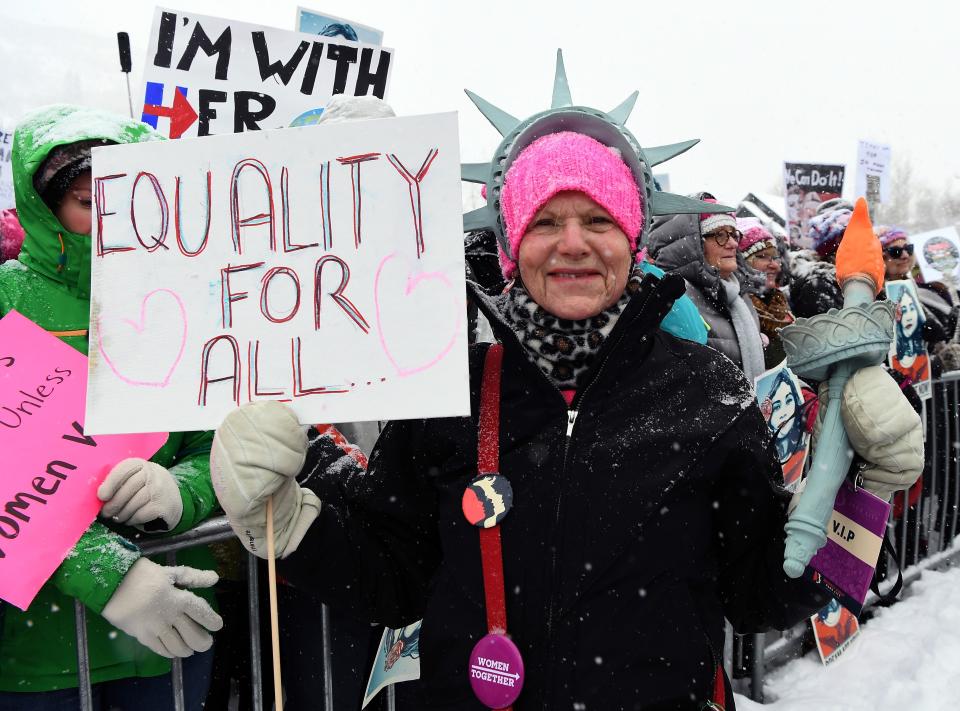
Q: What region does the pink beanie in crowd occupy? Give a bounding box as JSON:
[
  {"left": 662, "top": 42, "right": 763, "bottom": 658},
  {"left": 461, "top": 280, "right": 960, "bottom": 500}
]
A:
[
  {"left": 498, "top": 131, "right": 643, "bottom": 280},
  {"left": 736, "top": 217, "right": 777, "bottom": 259},
  {"left": 874, "top": 225, "right": 908, "bottom": 248},
  {"left": 698, "top": 197, "right": 737, "bottom": 236},
  {"left": 0, "top": 208, "right": 25, "bottom": 263}
]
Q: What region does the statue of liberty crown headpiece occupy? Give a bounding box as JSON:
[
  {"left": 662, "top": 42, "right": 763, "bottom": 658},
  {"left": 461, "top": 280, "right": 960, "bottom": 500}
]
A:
[{"left": 461, "top": 50, "right": 735, "bottom": 254}]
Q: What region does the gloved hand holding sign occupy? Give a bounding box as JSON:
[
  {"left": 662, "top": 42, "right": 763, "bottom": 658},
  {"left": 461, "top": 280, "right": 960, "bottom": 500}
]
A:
[{"left": 98, "top": 458, "right": 184, "bottom": 532}]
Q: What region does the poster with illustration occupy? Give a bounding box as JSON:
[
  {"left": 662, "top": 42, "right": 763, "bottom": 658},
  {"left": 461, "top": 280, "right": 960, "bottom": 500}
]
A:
[
  {"left": 755, "top": 361, "right": 810, "bottom": 491},
  {"left": 909, "top": 226, "right": 960, "bottom": 286},
  {"left": 296, "top": 6, "right": 384, "bottom": 45},
  {"left": 363, "top": 622, "right": 422, "bottom": 708},
  {"left": 783, "top": 162, "right": 845, "bottom": 249},
  {"left": 810, "top": 598, "right": 860, "bottom": 665},
  {"left": 885, "top": 280, "right": 932, "bottom": 400}
]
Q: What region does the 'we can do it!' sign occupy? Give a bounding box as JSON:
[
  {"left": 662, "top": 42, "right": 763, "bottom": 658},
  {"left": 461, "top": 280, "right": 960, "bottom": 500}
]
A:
[{"left": 86, "top": 113, "right": 469, "bottom": 434}]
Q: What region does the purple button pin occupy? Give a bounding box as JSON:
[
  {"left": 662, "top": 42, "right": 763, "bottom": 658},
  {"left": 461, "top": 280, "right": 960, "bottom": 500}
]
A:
[{"left": 468, "top": 633, "right": 524, "bottom": 708}]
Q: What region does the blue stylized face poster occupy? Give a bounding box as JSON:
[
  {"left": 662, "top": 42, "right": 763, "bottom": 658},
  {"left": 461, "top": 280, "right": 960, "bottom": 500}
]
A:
[
  {"left": 886, "top": 279, "right": 932, "bottom": 400},
  {"left": 755, "top": 360, "right": 810, "bottom": 492},
  {"left": 363, "top": 622, "right": 422, "bottom": 708},
  {"left": 296, "top": 6, "right": 384, "bottom": 46}
]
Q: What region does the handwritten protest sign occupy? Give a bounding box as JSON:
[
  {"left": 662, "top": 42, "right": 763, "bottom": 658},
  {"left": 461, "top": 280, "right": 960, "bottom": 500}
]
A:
[
  {"left": 86, "top": 113, "right": 468, "bottom": 434},
  {"left": 855, "top": 140, "right": 891, "bottom": 202},
  {"left": 783, "top": 162, "right": 846, "bottom": 249},
  {"left": 0, "top": 127, "right": 13, "bottom": 209},
  {"left": 140, "top": 7, "right": 394, "bottom": 138},
  {"left": 296, "top": 6, "right": 384, "bottom": 45},
  {"left": 910, "top": 226, "right": 960, "bottom": 286},
  {"left": 0, "top": 311, "right": 166, "bottom": 610}
]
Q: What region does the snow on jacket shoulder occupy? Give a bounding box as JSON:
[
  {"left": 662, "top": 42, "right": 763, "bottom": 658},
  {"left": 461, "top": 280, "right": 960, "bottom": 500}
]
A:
[
  {"left": 916, "top": 282, "right": 957, "bottom": 345},
  {"left": 279, "top": 274, "right": 826, "bottom": 710},
  {"left": 788, "top": 249, "right": 842, "bottom": 319}
]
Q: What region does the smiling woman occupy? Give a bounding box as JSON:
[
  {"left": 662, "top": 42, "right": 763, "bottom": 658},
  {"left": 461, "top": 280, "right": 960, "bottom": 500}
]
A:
[
  {"left": 208, "top": 59, "right": 924, "bottom": 711},
  {"left": 207, "top": 62, "right": 840, "bottom": 710},
  {"left": 517, "top": 192, "right": 632, "bottom": 321},
  {"left": 648, "top": 192, "right": 767, "bottom": 382}
]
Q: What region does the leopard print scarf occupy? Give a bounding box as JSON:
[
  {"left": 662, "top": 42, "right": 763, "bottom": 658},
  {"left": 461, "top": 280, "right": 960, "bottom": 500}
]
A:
[{"left": 502, "top": 268, "right": 643, "bottom": 390}]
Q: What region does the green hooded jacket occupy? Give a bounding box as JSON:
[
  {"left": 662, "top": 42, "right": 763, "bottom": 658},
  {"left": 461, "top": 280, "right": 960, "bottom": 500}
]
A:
[{"left": 0, "top": 105, "right": 218, "bottom": 692}]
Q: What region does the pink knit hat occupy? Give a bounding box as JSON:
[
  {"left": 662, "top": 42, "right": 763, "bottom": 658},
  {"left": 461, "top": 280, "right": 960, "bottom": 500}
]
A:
[
  {"left": 0, "top": 209, "right": 24, "bottom": 262},
  {"left": 498, "top": 131, "right": 643, "bottom": 280},
  {"left": 736, "top": 217, "right": 777, "bottom": 259},
  {"left": 874, "top": 225, "right": 908, "bottom": 248},
  {"left": 698, "top": 196, "right": 736, "bottom": 236}
]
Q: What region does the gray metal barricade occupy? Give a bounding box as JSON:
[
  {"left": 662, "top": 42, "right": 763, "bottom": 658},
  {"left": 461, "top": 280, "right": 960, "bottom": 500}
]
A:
[
  {"left": 73, "top": 518, "right": 242, "bottom": 710},
  {"left": 71, "top": 516, "right": 400, "bottom": 710}
]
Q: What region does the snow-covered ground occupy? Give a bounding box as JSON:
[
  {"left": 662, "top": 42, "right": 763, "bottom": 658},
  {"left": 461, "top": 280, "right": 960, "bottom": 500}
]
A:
[{"left": 736, "top": 565, "right": 960, "bottom": 710}]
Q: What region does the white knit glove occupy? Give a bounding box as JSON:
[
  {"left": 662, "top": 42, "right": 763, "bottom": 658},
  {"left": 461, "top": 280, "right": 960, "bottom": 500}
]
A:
[
  {"left": 98, "top": 459, "right": 184, "bottom": 532},
  {"left": 101, "top": 558, "right": 223, "bottom": 658},
  {"left": 210, "top": 401, "right": 320, "bottom": 559},
  {"left": 815, "top": 365, "right": 924, "bottom": 501}
]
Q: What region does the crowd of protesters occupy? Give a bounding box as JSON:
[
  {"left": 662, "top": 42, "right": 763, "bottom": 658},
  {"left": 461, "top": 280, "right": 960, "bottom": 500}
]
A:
[{"left": 0, "top": 76, "right": 944, "bottom": 709}]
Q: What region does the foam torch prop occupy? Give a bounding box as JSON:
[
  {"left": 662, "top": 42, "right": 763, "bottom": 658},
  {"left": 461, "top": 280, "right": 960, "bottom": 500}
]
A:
[{"left": 779, "top": 198, "right": 895, "bottom": 578}]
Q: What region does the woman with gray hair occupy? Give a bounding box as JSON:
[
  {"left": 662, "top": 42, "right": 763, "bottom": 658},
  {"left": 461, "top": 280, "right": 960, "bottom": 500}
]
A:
[{"left": 648, "top": 192, "right": 766, "bottom": 383}]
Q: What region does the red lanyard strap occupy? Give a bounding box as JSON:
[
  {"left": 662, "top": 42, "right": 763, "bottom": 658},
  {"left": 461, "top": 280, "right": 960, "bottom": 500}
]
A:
[
  {"left": 711, "top": 665, "right": 726, "bottom": 709},
  {"left": 478, "top": 343, "right": 508, "bottom": 634}
]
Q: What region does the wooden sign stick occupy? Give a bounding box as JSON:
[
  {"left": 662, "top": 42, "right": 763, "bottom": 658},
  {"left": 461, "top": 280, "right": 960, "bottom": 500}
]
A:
[{"left": 266, "top": 496, "right": 284, "bottom": 710}]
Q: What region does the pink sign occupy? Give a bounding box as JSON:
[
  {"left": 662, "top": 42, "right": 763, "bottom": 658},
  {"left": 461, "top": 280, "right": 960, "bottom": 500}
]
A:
[{"left": 0, "top": 311, "right": 167, "bottom": 610}]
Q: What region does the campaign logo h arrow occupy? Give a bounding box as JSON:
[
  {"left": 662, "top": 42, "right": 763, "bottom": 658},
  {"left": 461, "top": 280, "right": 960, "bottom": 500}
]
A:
[{"left": 142, "top": 83, "right": 198, "bottom": 139}]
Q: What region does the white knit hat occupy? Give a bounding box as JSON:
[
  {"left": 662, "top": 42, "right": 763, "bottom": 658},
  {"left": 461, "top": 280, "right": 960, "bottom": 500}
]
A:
[{"left": 697, "top": 194, "right": 737, "bottom": 236}]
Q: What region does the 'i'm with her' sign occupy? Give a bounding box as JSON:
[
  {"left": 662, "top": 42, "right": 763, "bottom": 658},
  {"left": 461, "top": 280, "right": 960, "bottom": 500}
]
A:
[
  {"left": 141, "top": 7, "right": 394, "bottom": 138},
  {"left": 86, "top": 113, "right": 469, "bottom": 435}
]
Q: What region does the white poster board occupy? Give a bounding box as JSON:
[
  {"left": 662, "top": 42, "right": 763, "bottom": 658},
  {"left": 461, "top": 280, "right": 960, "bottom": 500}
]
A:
[
  {"left": 296, "top": 6, "right": 384, "bottom": 45},
  {"left": 86, "top": 113, "right": 468, "bottom": 434},
  {"left": 140, "top": 7, "right": 394, "bottom": 138},
  {"left": 855, "top": 140, "right": 891, "bottom": 202},
  {"left": 910, "top": 226, "right": 960, "bottom": 285},
  {"left": 0, "top": 127, "right": 14, "bottom": 210}
]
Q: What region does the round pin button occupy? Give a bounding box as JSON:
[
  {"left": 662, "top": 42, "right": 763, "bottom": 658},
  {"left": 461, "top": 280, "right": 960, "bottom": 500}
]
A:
[
  {"left": 468, "top": 633, "right": 524, "bottom": 708},
  {"left": 461, "top": 474, "right": 514, "bottom": 528}
]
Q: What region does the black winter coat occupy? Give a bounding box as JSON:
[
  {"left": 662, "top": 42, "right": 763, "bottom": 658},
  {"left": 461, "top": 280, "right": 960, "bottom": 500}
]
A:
[{"left": 280, "top": 273, "right": 826, "bottom": 710}]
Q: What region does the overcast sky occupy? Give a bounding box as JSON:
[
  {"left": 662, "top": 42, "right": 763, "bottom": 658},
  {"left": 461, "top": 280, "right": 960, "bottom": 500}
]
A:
[{"left": 2, "top": 0, "right": 957, "bottom": 207}]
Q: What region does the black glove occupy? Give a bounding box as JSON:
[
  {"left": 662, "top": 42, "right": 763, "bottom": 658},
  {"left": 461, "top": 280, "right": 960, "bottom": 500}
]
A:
[{"left": 465, "top": 230, "right": 506, "bottom": 295}]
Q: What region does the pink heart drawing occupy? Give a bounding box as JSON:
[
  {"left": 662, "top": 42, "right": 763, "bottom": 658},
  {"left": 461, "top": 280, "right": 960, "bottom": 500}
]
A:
[
  {"left": 374, "top": 253, "right": 462, "bottom": 377},
  {"left": 96, "top": 288, "right": 188, "bottom": 388}
]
